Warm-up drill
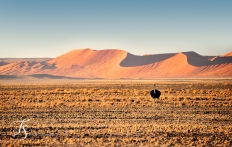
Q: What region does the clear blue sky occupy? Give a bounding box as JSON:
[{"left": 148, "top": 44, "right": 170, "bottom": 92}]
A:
[{"left": 0, "top": 0, "right": 231, "bottom": 57}]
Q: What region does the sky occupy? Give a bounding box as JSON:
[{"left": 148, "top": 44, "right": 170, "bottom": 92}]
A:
[{"left": 0, "top": 0, "right": 232, "bottom": 57}]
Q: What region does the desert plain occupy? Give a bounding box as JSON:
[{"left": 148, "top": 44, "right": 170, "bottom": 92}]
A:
[{"left": 0, "top": 78, "right": 231, "bottom": 146}]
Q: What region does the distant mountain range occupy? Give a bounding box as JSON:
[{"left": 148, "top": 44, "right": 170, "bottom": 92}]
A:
[{"left": 0, "top": 49, "right": 232, "bottom": 78}]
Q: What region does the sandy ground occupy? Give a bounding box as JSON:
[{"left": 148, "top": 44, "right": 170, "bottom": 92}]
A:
[{"left": 0, "top": 79, "right": 231, "bottom": 146}]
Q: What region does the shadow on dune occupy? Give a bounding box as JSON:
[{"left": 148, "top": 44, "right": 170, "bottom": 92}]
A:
[
  {"left": 120, "top": 53, "right": 176, "bottom": 67},
  {"left": 182, "top": 52, "right": 232, "bottom": 67},
  {"left": 0, "top": 61, "right": 9, "bottom": 66},
  {"left": 29, "top": 74, "right": 83, "bottom": 79},
  {"left": 0, "top": 74, "right": 84, "bottom": 80},
  {"left": 18, "top": 61, "right": 56, "bottom": 70},
  {"left": 182, "top": 52, "right": 213, "bottom": 66},
  {"left": 40, "top": 62, "right": 56, "bottom": 70},
  {"left": 20, "top": 61, "right": 38, "bottom": 68},
  {"left": 211, "top": 56, "right": 232, "bottom": 64},
  {"left": 0, "top": 75, "right": 18, "bottom": 79}
]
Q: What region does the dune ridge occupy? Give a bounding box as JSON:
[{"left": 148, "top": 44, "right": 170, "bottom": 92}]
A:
[{"left": 0, "top": 49, "right": 231, "bottom": 78}]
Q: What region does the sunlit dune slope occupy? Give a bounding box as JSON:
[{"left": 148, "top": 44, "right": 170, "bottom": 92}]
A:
[
  {"left": 47, "top": 49, "right": 128, "bottom": 78},
  {"left": 48, "top": 49, "right": 127, "bottom": 68}
]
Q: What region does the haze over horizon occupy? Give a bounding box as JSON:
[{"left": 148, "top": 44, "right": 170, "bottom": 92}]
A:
[{"left": 0, "top": 0, "right": 232, "bottom": 58}]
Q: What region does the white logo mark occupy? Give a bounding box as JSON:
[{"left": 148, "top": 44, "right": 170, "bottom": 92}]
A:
[{"left": 12, "top": 118, "right": 30, "bottom": 140}]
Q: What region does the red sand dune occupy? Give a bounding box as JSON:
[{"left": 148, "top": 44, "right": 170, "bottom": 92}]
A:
[
  {"left": 0, "top": 49, "right": 231, "bottom": 78},
  {"left": 223, "top": 51, "right": 232, "bottom": 57}
]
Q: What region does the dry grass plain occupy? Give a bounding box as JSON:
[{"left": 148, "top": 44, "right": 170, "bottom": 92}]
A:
[{"left": 0, "top": 79, "right": 232, "bottom": 146}]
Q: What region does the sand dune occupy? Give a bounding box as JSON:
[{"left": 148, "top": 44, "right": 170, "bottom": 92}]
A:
[
  {"left": 223, "top": 51, "right": 232, "bottom": 57},
  {"left": 0, "top": 49, "right": 231, "bottom": 78},
  {"left": 48, "top": 49, "right": 127, "bottom": 68}
]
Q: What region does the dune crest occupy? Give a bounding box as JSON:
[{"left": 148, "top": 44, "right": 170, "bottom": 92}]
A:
[
  {"left": 120, "top": 53, "right": 176, "bottom": 67},
  {"left": 223, "top": 51, "right": 232, "bottom": 57}
]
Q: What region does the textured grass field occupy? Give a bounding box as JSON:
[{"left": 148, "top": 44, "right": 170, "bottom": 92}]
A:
[{"left": 0, "top": 79, "right": 232, "bottom": 146}]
